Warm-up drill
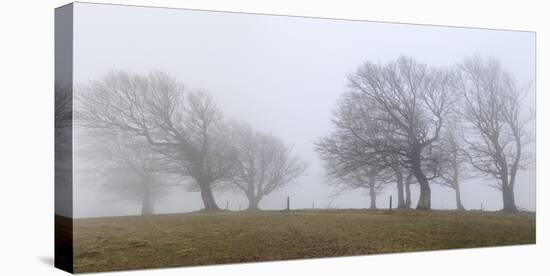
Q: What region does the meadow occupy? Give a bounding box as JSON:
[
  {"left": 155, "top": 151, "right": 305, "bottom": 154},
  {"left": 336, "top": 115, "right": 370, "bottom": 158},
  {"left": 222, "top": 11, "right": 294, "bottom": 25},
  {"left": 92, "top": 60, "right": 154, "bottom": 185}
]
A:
[{"left": 70, "top": 209, "right": 536, "bottom": 272}]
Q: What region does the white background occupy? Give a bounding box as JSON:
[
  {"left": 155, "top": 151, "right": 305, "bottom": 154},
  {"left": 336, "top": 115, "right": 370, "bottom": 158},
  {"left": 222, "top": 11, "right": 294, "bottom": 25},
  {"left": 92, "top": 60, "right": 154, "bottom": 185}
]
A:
[{"left": 0, "top": 0, "right": 547, "bottom": 275}]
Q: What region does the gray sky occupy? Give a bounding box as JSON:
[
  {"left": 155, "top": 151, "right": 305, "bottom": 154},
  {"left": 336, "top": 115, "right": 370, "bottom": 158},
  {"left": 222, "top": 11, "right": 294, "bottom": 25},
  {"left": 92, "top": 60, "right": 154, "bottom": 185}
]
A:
[{"left": 72, "top": 3, "right": 535, "bottom": 217}]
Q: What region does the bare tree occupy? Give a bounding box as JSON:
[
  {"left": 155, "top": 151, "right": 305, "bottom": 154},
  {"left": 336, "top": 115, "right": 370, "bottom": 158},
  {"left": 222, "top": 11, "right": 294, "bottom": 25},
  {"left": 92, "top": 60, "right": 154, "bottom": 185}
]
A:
[
  {"left": 456, "top": 56, "right": 533, "bottom": 212},
  {"left": 435, "top": 122, "right": 471, "bottom": 211},
  {"left": 315, "top": 91, "right": 392, "bottom": 209},
  {"left": 327, "top": 56, "right": 454, "bottom": 210},
  {"left": 55, "top": 83, "right": 72, "bottom": 132},
  {"left": 76, "top": 71, "right": 235, "bottom": 211},
  {"left": 228, "top": 122, "right": 308, "bottom": 210},
  {"left": 55, "top": 83, "right": 73, "bottom": 216},
  {"left": 330, "top": 165, "right": 388, "bottom": 209},
  {"left": 81, "top": 131, "right": 174, "bottom": 215},
  {"left": 55, "top": 83, "right": 73, "bottom": 176}
]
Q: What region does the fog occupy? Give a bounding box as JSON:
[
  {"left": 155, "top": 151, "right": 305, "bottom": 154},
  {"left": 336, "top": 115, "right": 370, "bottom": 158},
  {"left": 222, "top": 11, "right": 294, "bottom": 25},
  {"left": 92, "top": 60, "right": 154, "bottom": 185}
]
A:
[{"left": 71, "top": 3, "right": 535, "bottom": 218}]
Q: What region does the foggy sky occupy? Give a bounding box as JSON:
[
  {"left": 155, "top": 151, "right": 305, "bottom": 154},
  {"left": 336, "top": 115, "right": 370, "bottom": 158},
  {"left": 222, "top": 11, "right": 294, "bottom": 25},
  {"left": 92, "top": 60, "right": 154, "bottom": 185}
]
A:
[{"left": 72, "top": 3, "right": 535, "bottom": 217}]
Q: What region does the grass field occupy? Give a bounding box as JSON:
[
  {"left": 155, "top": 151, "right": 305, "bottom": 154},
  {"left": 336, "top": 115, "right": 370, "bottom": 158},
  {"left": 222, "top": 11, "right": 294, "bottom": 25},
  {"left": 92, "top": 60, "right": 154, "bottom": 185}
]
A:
[{"left": 72, "top": 209, "right": 535, "bottom": 272}]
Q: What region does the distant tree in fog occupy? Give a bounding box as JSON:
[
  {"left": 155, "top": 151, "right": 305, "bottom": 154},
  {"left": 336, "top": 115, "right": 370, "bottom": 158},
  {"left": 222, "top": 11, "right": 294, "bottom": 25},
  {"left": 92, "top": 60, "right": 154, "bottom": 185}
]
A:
[
  {"left": 55, "top": 83, "right": 72, "bottom": 169},
  {"left": 77, "top": 71, "right": 235, "bottom": 211},
  {"left": 315, "top": 92, "right": 391, "bottom": 209},
  {"left": 55, "top": 83, "right": 73, "bottom": 216},
  {"left": 456, "top": 56, "right": 533, "bottom": 212},
  {"left": 331, "top": 165, "right": 388, "bottom": 209},
  {"left": 228, "top": 122, "right": 308, "bottom": 210},
  {"left": 55, "top": 83, "right": 72, "bottom": 132},
  {"left": 434, "top": 120, "right": 471, "bottom": 211},
  {"left": 82, "top": 131, "right": 174, "bottom": 215}
]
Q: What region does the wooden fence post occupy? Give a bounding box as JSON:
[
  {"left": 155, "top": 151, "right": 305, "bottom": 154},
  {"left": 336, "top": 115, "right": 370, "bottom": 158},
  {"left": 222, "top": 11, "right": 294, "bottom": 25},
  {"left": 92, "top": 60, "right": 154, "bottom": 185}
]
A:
[{"left": 389, "top": 196, "right": 392, "bottom": 213}]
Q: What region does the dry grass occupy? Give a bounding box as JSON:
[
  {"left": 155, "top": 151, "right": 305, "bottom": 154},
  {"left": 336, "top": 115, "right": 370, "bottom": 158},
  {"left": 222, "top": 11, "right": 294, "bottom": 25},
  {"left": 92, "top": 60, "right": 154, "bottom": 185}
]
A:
[{"left": 72, "top": 209, "right": 535, "bottom": 273}]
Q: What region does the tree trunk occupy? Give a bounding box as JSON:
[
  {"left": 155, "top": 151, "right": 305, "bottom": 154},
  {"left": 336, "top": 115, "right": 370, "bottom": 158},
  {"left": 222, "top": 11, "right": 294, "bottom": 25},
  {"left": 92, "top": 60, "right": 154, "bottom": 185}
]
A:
[
  {"left": 495, "top": 149, "right": 517, "bottom": 212},
  {"left": 368, "top": 177, "right": 377, "bottom": 209},
  {"left": 405, "top": 174, "right": 412, "bottom": 209},
  {"left": 411, "top": 148, "right": 430, "bottom": 210},
  {"left": 369, "top": 187, "right": 377, "bottom": 209},
  {"left": 199, "top": 183, "right": 219, "bottom": 211},
  {"left": 395, "top": 167, "right": 406, "bottom": 208},
  {"left": 246, "top": 195, "right": 260, "bottom": 211},
  {"left": 501, "top": 184, "right": 518, "bottom": 212},
  {"left": 454, "top": 185, "right": 465, "bottom": 211},
  {"left": 414, "top": 171, "right": 431, "bottom": 210},
  {"left": 141, "top": 183, "right": 154, "bottom": 215},
  {"left": 449, "top": 153, "right": 465, "bottom": 211}
]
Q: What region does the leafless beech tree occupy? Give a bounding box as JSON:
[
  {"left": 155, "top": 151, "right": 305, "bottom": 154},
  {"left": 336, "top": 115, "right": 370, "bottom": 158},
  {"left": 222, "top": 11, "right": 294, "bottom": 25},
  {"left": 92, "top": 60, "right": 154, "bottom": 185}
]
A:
[
  {"left": 82, "top": 131, "right": 174, "bottom": 215},
  {"left": 55, "top": 83, "right": 72, "bottom": 132},
  {"left": 55, "top": 83, "right": 72, "bottom": 173},
  {"left": 331, "top": 165, "right": 388, "bottom": 209},
  {"left": 323, "top": 56, "right": 454, "bottom": 210},
  {"left": 435, "top": 121, "right": 471, "bottom": 211},
  {"left": 316, "top": 92, "right": 392, "bottom": 209},
  {"left": 456, "top": 56, "right": 533, "bottom": 212},
  {"left": 55, "top": 83, "right": 73, "bottom": 216},
  {"left": 228, "top": 122, "right": 308, "bottom": 210},
  {"left": 316, "top": 140, "right": 389, "bottom": 210},
  {"left": 76, "top": 71, "right": 235, "bottom": 211}
]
